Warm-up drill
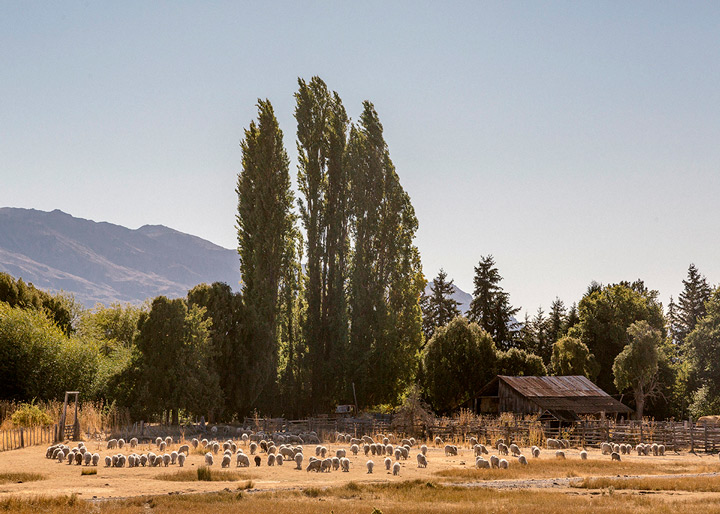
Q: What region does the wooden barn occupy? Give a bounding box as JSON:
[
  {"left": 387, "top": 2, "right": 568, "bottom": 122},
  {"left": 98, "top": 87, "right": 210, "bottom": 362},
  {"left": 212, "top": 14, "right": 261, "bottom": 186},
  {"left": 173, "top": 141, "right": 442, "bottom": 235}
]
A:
[{"left": 467, "top": 375, "right": 632, "bottom": 422}]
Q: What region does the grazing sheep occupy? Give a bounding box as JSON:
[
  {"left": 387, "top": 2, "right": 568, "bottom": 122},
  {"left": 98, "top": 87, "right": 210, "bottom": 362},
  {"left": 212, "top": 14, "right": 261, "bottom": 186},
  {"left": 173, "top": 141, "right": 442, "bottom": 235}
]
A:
[
  {"left": 165, "top": 436, "right": 172, "bottom": 446},
  {"left": 267, "top": 454, "right": 276, "bottom": 466},
  {"left": 162, "top": 454, "right": 171, "bottom": 467},
  {"left": 367, "top": 460, "right": 374, "bottom": 474},
  {"left": 495, "top": 438, "right": 505, "bottom": 449},
  {"left": 561, "top": 439, "right": 570, "bottom": 449},
  {"left": 306, "top": 458, "right": 321, "bottom": 472},
  {"left": 205, "top": 452, "right": 214, "bottom": 466},
  {"left": 475, "top": 457, "right": 490, "bottom": 469},
  {"left": 613, "top": 443, "right": 620, "bottom": 454},
  {"left": 331, "top": 457, "right": 340, "bottom": 471},
  {"left": 295, "top": 453, "right": 304, "bottom": 470},
  {"left": 392, "top": 462, "right": 401, "bottom": 476},
  {"left": 659, "top": 444, "right": 665, "bottom": 456},
  {"left": 601, "top": 442, "right": 612, "bottom": 455},
  {"left": 434, "top": 436, "right": 443, "bottom": 447},
  {"left": 341, "top": 457, "right": 350, "bottom": 472},
  {"left": 277, "top": 454, "right": 284, "bottom": 466},
  {"left": 236, "top": 453, "right": 250, "bottom": 467},
  {"left": 498, "top": 459, "right": 509, "bottom": 469},
  {"left": 148, "top": 453, "right": 157, "bottom": 466},
  {"left": 83, "top": 452, "right": 92, "bottom": 465},
  {"left": 532, "top": 446, "right": 540, "bottom": 458},
  {"left": 517, "top": 455, "right": 528, "bottom": 465},
  {"left": 546, "top": 438, "right": 562, "bottom": 449},
  {"left": 611, "top": 452, "right": 621, "bottom": 462},
  {"left": 107, "top": 439, "right": 118, "bottom": 450},
  {"left": 89, "top": 453, "right": 98, "bottom": 466},
  {"left": 394, "top": 448, "right": 402, "bottom": 461},
  {"left": 242, "top": 433, "right": 249, "bottom": 444},
  {"left": 321, "top": 458, "right": 332, "bottom": 472},
  {"left": 490, "top": 455, "right": 500, "bottom": 468},
  {"left": 127, "top": 455, "right": 136, "bottom": 468},
  {"left": 509, "top": 443, "right": 521, "bottom": 456},
  {"left": 349, "top": 444, "right": 359, "bottom": 456},
  {"left": 191, "top": 438, "right": 199, "bottom": 449},
  {"left": 444, "top": 444, "right": 458, "bottom": 456},
  {"left": 155, "top": 437, "right": 163, "bottom": 446},
  {"left": 250, "top": 442, "right": 257, "bottom": 455},
  {"left": 212, "top": 442, "right": 220, "bottom": 454},
  {"left": 385, "top": 457, "right": 392, "bottom": 470},
  {"left": 159, "top": 441, "right": 167, "bottom": 452},
  {"left": 336, "top": 449, "right": 346, "bottom": 459},
  {"left": 178, "top": 444, "right": 190, "bottom": 455},
  {"left": 385, "top": 444, "right": 394, "bottom": 456},
  {"left": 170, "top": 451, "right": 178, "bottom": 464},
  {"left": 363, "top": 444, "right": 370, "bottom": 456},
  {"left": 118, "top": 455, "right": 127, "bottom": 467},
  {"left": 222, "top": 455, "right": 231, "bottom": 468},
  {"left": 254, "top": 456, "right": 261, "bottom": 467},
  {"left": 75, "top": 452, "right": 83, "bottom": 465},
  {"left": 469, "top": 436, "right": 478, "bottom": 447},
  {"left": 580, "top": 450, "right": 588, "bottom": 460},
  {"left": 118, "top": 438, "right": 125, "bottom": 449},
  {"left": 130, "top": 437, "right": 138, "bottom": 448},
  {"left": 104, "top": 455, "right": 112, "bottom": 467},
  {"left": 652, "top": 443, "right": 659, "bottom": 456},
  {"left": 201, "top": 438, "right": 209, "bottom": 448},
  {"left": 555, "top": 450, "right": 566, "bottom": 460},
  {"left": 417, "top": 453, "right": 427, "bottom": 468},
  {"left": 498, "top": 443, "right": 509, "bottom": 456},
  {"left": 420, "top": 444, "right": 428, "bottom": 456},
  {"left": 635, "top": 444, "right": 644, "bottom": 456}
]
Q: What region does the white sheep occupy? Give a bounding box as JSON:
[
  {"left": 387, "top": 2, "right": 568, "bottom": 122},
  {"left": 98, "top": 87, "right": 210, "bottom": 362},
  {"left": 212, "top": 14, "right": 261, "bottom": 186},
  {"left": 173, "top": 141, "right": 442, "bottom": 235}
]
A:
[
  {"left": 659, "top": 444, "right": 665, "bottom": 456},
  {"left": 205, "top": 452, "right": 214, "bottom": 466},
  {"left": 148, "top": 453, "right": 157, "bottom": 466},
  {"left": 336, "top": 449, "right": 346, "bottom": 459},
  {"left": 420, "top": 444, "right": 428, "bottom": 456},
  {"left": 295, "top": 453, "right": 304, "bottom": 470},
  {"left": 104, "top": 455, "right": 112, "bottom": 467},
  {"left": 601, "top": 442, "right": 612, "bottom": 455},
  {"left": 385, "top": 457, "right": 392, "bottom": 470},
  {"left": 350, "top": 444, "right": 359, "bottom": 455},
  {"left": 267, "top": 454, "right": 276, "bottom": 466},
  {"left": 580, "top": 450, "right": 588, "bottom": 460},
  {"left": 83, "top": 452, "right": 92, "bottom": 465},
  {"left": 118, "top": 438, "right": 125, "bottom": 449},
  {"left": 155, "top": 437, "right": 163, "bottom": 446},
  {"left": 191, "top": 438, "right": 199, "bottom": 449},
  {"left": 250, "top": 442, "right": 257, "bottom": 455},
  {"left": 341, "top": 457, "right": 350, "bottom": 472},
  {"left": 392, "top": 462, "right": 401, "bottom": 476},
  {"left": 331, "top": 457, "right": 340, "bottom": 471},
  {"left": 475, "top": 457, "right": 490, "bottom": 469},
  {"left": 162, "top": 453, "right": 171, "bottom": 467},
  {"left": 178, "top": 444, "right": 190, "bottom": 455},
  {"left": 444, "top": 444, "right": 458, "bottom": 456},
  {"left": 509, "top": 443, "right": 521, "bottom": 456},
  {"left": 177, "top": 453, "right": 186, "bottom": 467},
  {"left": 107, "top": 439, "right": 118, "bottom": 449},
  {"left": 546, "top": 438, "right": 562, "bottom": 449},
  {"left": 490, "top": 455, "right": 499, "bottom": 468},
  {"left": 434, "top": 436, "right": 443, "bottom": 447},
  {"left": 306, "top": 458, "right": 321, "bottom": 472},
  {"left": 498, "top": 459, "right": 509, "bottom": 469},
  {"left": 222, "top": 455, "right": 231, "bottom": 468},
  {"left": 277, "top": 454, "right": 284, "bottom": 466},
  {"left": 555, "top": 450, "right": 566, "bottom": 460},
  {"left": 417, "top": 453, "right": 427, "bottom": 468},
  {"left": 165, "top": 436, "right": 172, "bottom": 446},
  {"left": 498, "top": 443, "right": 509, "bottom": 456},
  {"left": 532, "top": 446, "right": 540, "bottom": 458},
  {"left": 366, "top": 460, "right": 374, "bottom": 474},
  {"left": 170, "top": 451, "right": 178, "bottom": 464},
  {"left": 91, "top": 453, "right": 100, "bottom": 466},
  {"left": 118, "top": 454, "right": 127, "bottom": 467},
  {"left": 611, "top": 452, "right": 621, "bottom": 462},
  {"left": 236, "top": 453, "right": 250, "bottom": 467},
  {"left": 159, "top": 441, "right": 167, "bottom": 452},
  {"left": 130, "top": 437, "right": 138, "bottom": 448},
  {"left": 517, "top": 455, "right": 528, "bottom": 465},
  {"left": 321, "top": 458, "right": 332, "bottom": 472}
]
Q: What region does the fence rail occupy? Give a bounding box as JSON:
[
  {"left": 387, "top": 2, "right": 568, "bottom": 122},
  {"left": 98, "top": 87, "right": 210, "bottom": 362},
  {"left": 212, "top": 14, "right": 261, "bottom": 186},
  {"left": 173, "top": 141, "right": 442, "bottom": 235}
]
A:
[{"left": 0, "top": 425, "right": 57, "bottom": 452}]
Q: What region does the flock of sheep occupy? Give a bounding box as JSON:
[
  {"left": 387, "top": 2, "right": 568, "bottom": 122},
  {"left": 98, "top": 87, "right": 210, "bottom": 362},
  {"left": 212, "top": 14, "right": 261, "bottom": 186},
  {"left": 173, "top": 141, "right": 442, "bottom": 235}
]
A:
[{"left": 43, "top": 427, "right": 685, "bottom": 476}]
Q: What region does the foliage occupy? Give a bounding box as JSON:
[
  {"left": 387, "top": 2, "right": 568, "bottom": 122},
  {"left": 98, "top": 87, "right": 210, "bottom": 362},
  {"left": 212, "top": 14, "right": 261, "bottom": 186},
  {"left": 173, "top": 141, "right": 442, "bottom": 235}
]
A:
[
  {"left": 237, "top": 99, "right": 296, "bottom": 411},
  {"left": 675, "top": 264, "right": 712, "bottom": 346},
  {"left": 9, "top": 400, "right": 54, "bottom": 426},
  {"left": 421, "top": 317, "right": 497, "bottom": 413},
  {"left": 550, "top": 335, "right": 599, "bottom": 379},
  {"left": 497, "top": 347, "right": 547, "bottom": 377},
  {"left": 686, "top": 287, "right": 720, "bottom": 400},
  {"left": 688, "top": 384, "right": 720, "bottom": 419},
  {"left": 467, "top": 255, "right": 520, "bottom": 350},
  {"left": 77, "top": 302, "right": 145, "bottom": 354},
  {"left": 613, "top": 320, "right": 662, "bottom": 419},
  {"left": 421, "top": 268, "right": 461, "bottom": 341}
]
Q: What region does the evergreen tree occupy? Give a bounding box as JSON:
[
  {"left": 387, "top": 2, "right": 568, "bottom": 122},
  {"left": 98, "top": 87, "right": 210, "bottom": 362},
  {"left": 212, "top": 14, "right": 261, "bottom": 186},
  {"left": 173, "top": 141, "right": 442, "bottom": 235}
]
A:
[
  {"left": 547, "top": 297, "right": 567, "bottom": 344},
  {"left": 295, "top": 77, "right": 350, "bottom": 412},
  {"left": 347, "top": 101, "right": 424, "bottom": 407},
  {"left": 236, "top": 99, "right": 296, "bottom": 411},
  {"left": 467, "top": 255, "right": 520, "bottom": 351},
  {"left": 564, "top": 302, "right": 580, "bottom": 333},
  {"left": 677, "top": 264, "right": 712, "bottom": 346},
  {"left": 421, "top": 268, "right": 461, "bottom": 341},
  {"left": 687, "top": 288, "right": 720, "bottom": 401},
  {"left": 528, "top": 307, "right": 552, "bottom": 364}
]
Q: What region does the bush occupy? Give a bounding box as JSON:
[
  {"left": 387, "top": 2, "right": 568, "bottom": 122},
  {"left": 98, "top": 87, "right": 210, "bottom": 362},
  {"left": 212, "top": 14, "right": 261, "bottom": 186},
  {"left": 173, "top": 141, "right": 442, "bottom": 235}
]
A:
[{"left": 10, "top": 401, "right": 53, "bottom": 427}]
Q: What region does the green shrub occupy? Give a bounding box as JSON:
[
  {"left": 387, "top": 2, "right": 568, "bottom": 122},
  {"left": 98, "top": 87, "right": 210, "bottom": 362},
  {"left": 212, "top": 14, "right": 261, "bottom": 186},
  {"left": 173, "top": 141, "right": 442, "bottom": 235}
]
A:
[{"left": 10, "top": 401, "right": 53, "bottom": 427}]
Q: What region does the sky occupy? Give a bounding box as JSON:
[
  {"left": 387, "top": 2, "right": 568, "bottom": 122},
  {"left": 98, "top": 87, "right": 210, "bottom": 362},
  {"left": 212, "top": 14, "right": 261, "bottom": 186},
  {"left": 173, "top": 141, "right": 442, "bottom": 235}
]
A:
[{"left": 2, "top": 1, "right": 719, "bottom": 316}]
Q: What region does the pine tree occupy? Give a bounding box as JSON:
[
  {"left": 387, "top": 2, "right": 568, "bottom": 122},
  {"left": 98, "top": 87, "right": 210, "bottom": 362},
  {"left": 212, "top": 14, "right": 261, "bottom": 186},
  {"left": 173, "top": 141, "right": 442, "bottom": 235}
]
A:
[
  {"left": 421, "top": 268, "right": 461, "bottom": 341},
  {"left": 295, "top": 77, "right": 350, "bottom": 412},
  {"left": 467, "top": 255, "right": 520, "bottom": 350},
  {"left": 676, "top": 264, "right": 712, "bottom": 346},
  {"left": 547, "top": 297, "right": 566, "bottom": 344},
  {"left": 564, "top": 302, "right": 580, "bottom": 333},
  {"left": 236, "top": 99, "right": 296, "bottom": 412}
]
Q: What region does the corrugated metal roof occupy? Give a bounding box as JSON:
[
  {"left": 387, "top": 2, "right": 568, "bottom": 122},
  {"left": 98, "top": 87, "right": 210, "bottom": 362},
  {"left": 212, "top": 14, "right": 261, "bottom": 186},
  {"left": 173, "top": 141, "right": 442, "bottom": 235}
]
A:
[{"left": 499, "top": 375, "right": 607, "bottom": 398}]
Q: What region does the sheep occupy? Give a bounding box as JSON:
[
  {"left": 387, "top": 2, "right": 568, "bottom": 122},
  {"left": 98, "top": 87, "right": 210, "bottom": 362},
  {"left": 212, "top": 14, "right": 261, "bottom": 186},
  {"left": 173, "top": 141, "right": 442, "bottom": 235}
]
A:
[
  {"left": 420, "top": 444, "right": 428, "bottom": 456},
  {"left": 601, "top": 442, "right": 612, "bottom": 455},
  {"left": 561, "top": 439, "right": 570, "bottom": 449},
  {"left": 517, "top": 455, "right": 528, "bottom": 465},
  {"left": 469, "top": 436, "right": 478, "bottom": 447},
  {"left": 385, "top": 457, "right": 392, "bottom": 470},
  {"left": 546, "top": 438, "right": 562, "bottom": 449},
  {"left": 148, "top": 453, "right": 157, "bottom": 466},
  {"left": 277, "top": 454, "right": 284, "bottom": 466},
  {"left": 107, "top": 439, "right": 118, "bottom": 449},
  {"left": 417, "top": 453, "right": 428, "bottom": 468},
  {"left": 498, "top": 459, "right": 509, "bottom": 469},
  {"left": 118, "top": 454, "right": 127, "bottom": 467},
  {"left": 236, "top": 453, "right": 250, "bottom": 467},
  {"left": 611, "top": 452, "right": 621, "bottom": 462},
  {"left": 250, "top": 442, "right": 257, "bottom": 455},
  {"left": 295, "top": 453, "right": 304, "bottom": 470},
  {"left": 162, "top": 453, "right": 171, "bottom": 467},
  {"left": 75, "top": 452, "right": 83, "bottom": 465},
  {"left": 127, "top": 455, "right": 136, "bottom": 468},
  {"left": 191, "top": 438, "right": 199, "bottom": 449},
  {"left": 394, "top": 448, "right": 402, "bottom": 461},
  {"left": 444, "top": 444, "right": 458, "bottom": 456},
  {"left": 385, "top": 444, "right": 394, "bottom": 456},
  {"left": 652, "top": 443, "right": 659, "bottom": 456},
  {"left": 205, "top": 452, "right": 214, "bottom": 466},
  {"left": 168, "top": 451, "right": 177, "bottom": 464},
  {"left": 498, "top": 443, "right": 509, "bottom": 456},
  {"left": 83, "top": 452, "right": 92, "bottom": 465},
  {"left": 331, "top": 457, "right": 340, "bottom": 471},
  {"left": 321, "top": 458, "right": 332, "bottom": 472},
  {"left": 201, "top": 438, "right": 209, "bottom": 448},
  {"left": 165, "top": 436, "right": 173, "bottom": 446},
  {"left": 223, "top": 441, "right": 231, "bottom": 452},
  {"left": 635, "top": 444, "right": 644, "bottom": 456},
  {"left": 367, "top": 460, "right": 374, "bottom": 473},
  {"left": 392, "top": 462, "right": 401, "bottom": 476},
  {"left": 159, "top": 441, "right": 167, "bottom": 452},
  {"left": 153, "top": 455, "right": 163, "bottom": 467},
  {"left": 306, "top": 458, "right": 321, "bottom": 472},
  {"left": 613, "top": 443, "right": 620, "bottom": 454},
  {"left": 555, "top": 450, "right": 566, "bottom": 460},
  {"left": 341, "top": 457, "right": 350, "bottom": 472},
  {"left": 336, "top": 449, "right": 346, "bottom": 459},
  {"left": 221, "top": 455, "right": 231, "bottom": 468},
  {"left": 401, "top": 446, "right": 410, "bottom": 460},
  {"left": 241, "top": 433, "right": 249, "bottom": 444},
  {"left": 495, "top": 438, "right": 505, "bottom": 449},
  {"left": 401, "top": 438, "right": 412, "bottom": 447},
  {"left": 254, "top": 456, "right": 261, "bottom": 467},
  {"left": 130, "top": 437, "right": 138, "bottom": 448},
  {"left": 178, "top": 444, "right": 190, "bottom": 455},
  {"left": 212, "top": 442, "right": 220, "bottom": 454},
  {"left": 475, "top": 457, "right": 490, "bottom": 469},
  {"left": 104, "top": 455, "right": 112, "bottom": 467},
  {"left": 118, "top": 438, "right": 125, "bottom": 449},
  {"left": 580, "top": 450, "right": 588, "bottom": 460},
  {"left": 531, "top": 446, "right": 540, "bottom": 458},
  {"left": 509, "top": 443, "right": 521, "bottom": 456},
  {"left": 260, "top": 440, "right": 268, "bottom": 453},
  {"left": 658, "top": 444, "right": 665, "bottom": 456},
  {"left": 363, "top": 444, "right": 370, "bottom": 456},
  {"left": 434, "top": 436, "right": 443, "bottom": 447},
  {"left": 267, "top": 454, "right": 276, "bottom": 466},
  {"left": 490, "top": 455, "right": 500, "bottom": 468},
  {"left": 137, "top": 454, "right": 145, "bottom": 467},
  {"left": 350, "top": 444, "right": 359, "bottom": 456}
]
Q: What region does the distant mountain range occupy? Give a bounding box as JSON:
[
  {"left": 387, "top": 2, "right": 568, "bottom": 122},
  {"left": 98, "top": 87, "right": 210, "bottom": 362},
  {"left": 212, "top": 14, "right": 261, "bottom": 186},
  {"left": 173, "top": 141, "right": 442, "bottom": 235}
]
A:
[
  {"left": 0, "top": 208, "right": 240, "bottom": 307},
  {"left": 0, "top": 207, "right": 479, "bottom": 311}
]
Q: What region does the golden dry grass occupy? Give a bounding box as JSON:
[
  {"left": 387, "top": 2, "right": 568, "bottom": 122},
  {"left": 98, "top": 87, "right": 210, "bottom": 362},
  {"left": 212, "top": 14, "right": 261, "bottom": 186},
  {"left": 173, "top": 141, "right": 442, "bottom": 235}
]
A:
[
  {"left": 435, "top": 456, "right": 720, "bottom": 481},
  {"left": 577, "top": 474, "right": 720, "bottom": 492},
  {"left": 0, "top": 472, "right": 45, "bottom": 484},
  {"left": 155, "top": 467, "right": 252, "bottom": 483}
]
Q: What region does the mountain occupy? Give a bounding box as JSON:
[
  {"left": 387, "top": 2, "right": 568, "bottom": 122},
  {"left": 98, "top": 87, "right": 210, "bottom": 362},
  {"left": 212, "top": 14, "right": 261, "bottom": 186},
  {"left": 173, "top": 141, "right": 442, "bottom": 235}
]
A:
[
  {"left": 424, "top": 282, "right": 473, "bottom": 315},
  {"left": 0, "top": 208, "right": 240, "bottom": 307}
]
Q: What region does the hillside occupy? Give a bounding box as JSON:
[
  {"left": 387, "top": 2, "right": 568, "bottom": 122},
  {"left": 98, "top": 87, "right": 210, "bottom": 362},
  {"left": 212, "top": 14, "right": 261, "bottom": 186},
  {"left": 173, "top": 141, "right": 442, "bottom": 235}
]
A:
[{"left": 0, "top": 208, "right": 240, "bottom": 307}]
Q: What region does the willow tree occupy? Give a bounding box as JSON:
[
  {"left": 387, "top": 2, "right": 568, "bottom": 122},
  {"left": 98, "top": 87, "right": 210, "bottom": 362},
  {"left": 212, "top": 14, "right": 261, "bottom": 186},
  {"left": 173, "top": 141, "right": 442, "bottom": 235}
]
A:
[
  {"left": 236, "top": 99, "right": 296, "bottom": 412},
  {"left": 295, "top": 77, "right": 350, "bottom": 412},
  {"left": 347, "top": 101, "right": 424, "bottom": 407}
]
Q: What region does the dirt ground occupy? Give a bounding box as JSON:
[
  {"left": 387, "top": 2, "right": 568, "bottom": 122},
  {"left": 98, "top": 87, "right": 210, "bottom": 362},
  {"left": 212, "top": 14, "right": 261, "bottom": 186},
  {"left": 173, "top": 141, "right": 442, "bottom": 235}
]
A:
[{"left": 1, "top": 439, "right": 719, "bottom": 501}]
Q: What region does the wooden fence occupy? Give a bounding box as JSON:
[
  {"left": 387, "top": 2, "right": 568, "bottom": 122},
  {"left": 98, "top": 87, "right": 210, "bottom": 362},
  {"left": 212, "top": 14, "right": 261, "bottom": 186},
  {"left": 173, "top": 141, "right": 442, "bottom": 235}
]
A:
[{"left": 0, "top": 425, "right": 57, "bottom": 452}]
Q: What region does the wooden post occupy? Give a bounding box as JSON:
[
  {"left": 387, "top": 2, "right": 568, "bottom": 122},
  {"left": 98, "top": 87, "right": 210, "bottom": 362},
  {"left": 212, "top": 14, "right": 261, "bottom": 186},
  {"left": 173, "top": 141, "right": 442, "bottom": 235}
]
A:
[
  {"left": 704, "top": 423, "right": 708, "bottom": 453},
  {"left": 690, "top": 417, "right": 694, "bottom": 453}
]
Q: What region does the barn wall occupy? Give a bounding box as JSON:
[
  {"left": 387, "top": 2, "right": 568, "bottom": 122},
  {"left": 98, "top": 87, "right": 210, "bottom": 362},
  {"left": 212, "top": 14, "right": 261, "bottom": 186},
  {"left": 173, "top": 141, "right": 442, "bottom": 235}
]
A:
[{"left": 498, "top": 382, "right": 541, "bottom": 415}]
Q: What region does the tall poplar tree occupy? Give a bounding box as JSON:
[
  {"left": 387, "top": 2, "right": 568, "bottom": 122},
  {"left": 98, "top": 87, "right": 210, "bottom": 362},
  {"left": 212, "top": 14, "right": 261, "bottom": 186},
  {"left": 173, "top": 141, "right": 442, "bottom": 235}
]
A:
[
  {"left": 347, "top": 101, "right": 424, "bottom": 407},
  {"left": 295, "top": 77, "right": 351, "bottom": 412},
  {"left": 236, "top": 99, "right": 296, "bottom": 411}
]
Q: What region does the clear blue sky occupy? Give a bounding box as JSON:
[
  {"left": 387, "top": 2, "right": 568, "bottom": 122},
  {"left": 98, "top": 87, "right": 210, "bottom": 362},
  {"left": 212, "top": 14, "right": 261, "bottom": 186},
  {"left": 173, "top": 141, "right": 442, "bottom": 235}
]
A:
[{"left": 2, "top": 1, "right": 719, "bottom": 316}]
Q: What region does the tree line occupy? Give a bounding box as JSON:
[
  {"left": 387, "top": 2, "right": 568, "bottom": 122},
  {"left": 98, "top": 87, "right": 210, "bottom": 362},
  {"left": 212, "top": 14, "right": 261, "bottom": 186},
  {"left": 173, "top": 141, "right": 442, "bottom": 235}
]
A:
[{"left": 1, "top": 77, "right": 719, "bottom": 423}]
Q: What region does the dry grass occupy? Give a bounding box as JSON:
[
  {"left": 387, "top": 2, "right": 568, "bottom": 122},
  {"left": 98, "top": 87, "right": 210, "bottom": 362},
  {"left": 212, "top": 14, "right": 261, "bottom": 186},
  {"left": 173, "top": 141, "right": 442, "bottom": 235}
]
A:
[
  {"left": 576, "top": 474, "right": 720, "bottom": 493},
  {"left": 435, "top": 456, "right": 720, "bottom": 481},
  {"left": 0, "top": 399, "right": 129, "bottom": 434},
  {"left": 155, "top": 467, "right": 252, "bottom": 483},
  {"left": 0, "top": 472, "right": 45, "bottom": 484},
  {"left": 4, "top": 481, "right": 720, "bottom": 513}
]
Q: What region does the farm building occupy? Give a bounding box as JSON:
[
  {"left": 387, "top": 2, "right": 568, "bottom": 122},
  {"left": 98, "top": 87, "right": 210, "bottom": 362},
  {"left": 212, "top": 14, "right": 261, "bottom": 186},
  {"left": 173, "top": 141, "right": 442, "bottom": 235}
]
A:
[{"left": 467, "top": 375, "right": 632, "bottom": 422}]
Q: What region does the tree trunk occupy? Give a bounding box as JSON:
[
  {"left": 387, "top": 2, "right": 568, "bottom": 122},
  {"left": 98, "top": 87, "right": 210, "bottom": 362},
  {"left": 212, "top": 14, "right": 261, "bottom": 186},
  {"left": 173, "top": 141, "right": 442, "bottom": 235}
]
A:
[
  {"left": 635, "top": 384, "right": 645, "bottom": 420},
  {"left": 172, "top": 409, "right": 179, "bottom": 426}
]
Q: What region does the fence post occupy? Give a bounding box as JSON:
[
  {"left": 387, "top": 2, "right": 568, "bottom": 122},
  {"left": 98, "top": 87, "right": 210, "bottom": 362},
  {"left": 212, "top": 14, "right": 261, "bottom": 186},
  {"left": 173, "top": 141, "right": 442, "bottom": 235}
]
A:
[
  {"left": 689, "top": 417, "right": 694, "bottom": 453},
  {"left": 704, "top": 423, "right": 708, "bottom": 453}
]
